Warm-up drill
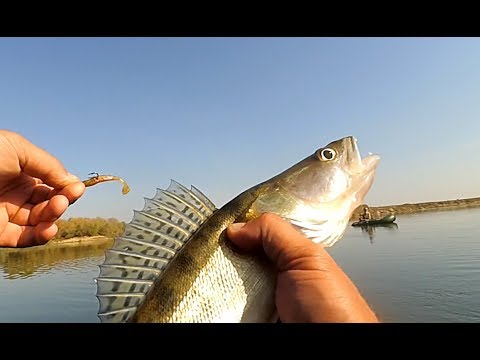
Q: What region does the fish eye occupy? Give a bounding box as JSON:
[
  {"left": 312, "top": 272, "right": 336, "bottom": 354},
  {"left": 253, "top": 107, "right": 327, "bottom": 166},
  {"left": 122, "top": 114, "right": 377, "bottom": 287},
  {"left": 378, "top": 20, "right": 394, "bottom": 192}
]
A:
[{"left": 318, "top": 148, "right": 336, "bottom": 161}]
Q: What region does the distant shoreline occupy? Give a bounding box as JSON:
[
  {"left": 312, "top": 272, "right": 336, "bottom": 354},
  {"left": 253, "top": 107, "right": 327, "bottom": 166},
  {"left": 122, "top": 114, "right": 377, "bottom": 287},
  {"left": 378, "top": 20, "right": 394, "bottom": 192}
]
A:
[
  {"left": 46, "top": 197, "right": 480, "bottom": 245},
  {"left": 351, "top": 196, "right": 480, "bottom": 220},
  {"left": 49, "top": 236, "right": 113, "bottom": 245},
  {"left": 0, "top": 236, "right": 114, "bottom": 254}
]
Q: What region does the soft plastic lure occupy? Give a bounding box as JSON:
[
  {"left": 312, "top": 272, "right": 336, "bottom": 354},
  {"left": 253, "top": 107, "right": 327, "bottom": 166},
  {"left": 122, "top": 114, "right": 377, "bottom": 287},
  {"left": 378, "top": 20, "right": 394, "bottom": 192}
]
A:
[{"left": 82, "top": 172, "right": 130, "bottom": 195}]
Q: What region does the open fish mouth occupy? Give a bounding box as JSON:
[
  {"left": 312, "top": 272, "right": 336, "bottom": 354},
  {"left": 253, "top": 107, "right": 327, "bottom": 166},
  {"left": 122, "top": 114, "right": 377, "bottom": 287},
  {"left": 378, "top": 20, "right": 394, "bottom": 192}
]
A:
[
  {"left": 361, "top": 153, "right": 381, "bottom": 174},
  {"left": 335, "top": 136, "right": 380, "bottom": 205},
  {"left": 349, "top": 136, "right": 380, "bottom": 175},
  {"left": 353, "top": 154, "right": 380, "bottom": 203}
]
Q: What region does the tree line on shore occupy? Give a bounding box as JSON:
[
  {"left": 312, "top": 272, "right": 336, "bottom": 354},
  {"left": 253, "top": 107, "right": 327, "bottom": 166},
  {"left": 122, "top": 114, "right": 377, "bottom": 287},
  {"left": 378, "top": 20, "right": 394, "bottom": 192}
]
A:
[
  {"left": 53, "top": 217, "right": 126, "bottom": 240},
  {"left": 52, "top": 196, "right": 480, "bottom": 241}
]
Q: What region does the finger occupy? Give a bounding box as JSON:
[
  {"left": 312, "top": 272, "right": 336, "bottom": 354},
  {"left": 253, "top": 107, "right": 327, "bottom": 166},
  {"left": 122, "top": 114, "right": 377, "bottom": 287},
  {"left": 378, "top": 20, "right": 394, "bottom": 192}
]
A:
[
  {"left": 10, "top": 203, "right": 33, "bottom": 226},
  {"left": 10, "top": 131, "right": 81, "bottom": 189},
  {"left": 226, "top": 222, "right": 261, "bottom": 252},
  {"left": 30, "top": 222, "right": 58, "bottom": 246},
  {"left": 49, "top": 181, "right": 86, "bottom": 205},
  {"left": 28, "top": 194, "right": 69, "bottom": 226},
  {"left": 29, "top": 183, "right": 54, "bottom": 204},
  {"left": 0, "top": 221, "right": 23, "bottom": 247},
  {"left": 0, "top": 221, "right": 56, "bottom": 247},
  {"left": 0, "top": 209, "right": 8, "bottom": 239},
  {"left": 227, "top": 213, "right": 332, "bottom": 272}
]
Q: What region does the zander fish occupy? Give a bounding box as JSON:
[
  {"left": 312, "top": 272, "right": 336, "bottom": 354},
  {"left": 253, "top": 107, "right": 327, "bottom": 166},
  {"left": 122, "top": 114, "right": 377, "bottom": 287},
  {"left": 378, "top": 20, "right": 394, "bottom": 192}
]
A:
[{"left": 95, "top": 136, "right": 380, "bottom": 323}]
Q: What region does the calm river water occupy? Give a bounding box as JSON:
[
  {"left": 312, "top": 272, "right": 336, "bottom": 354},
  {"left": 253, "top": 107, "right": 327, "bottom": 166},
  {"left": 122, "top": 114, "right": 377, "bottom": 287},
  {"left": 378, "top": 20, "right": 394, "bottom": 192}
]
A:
[{"left": 1, "top": 208, "right": 479, "bottom": 322}]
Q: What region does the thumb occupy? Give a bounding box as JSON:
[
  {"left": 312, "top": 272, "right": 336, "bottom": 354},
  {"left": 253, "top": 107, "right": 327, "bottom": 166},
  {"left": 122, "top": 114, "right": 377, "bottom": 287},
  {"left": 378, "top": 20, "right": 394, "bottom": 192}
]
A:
[
  {"left": 227, "top": 213, "right": 330, "bottom": 272},
  {"left": 10, "top": 131, "right": 81, "bottom": 188}
]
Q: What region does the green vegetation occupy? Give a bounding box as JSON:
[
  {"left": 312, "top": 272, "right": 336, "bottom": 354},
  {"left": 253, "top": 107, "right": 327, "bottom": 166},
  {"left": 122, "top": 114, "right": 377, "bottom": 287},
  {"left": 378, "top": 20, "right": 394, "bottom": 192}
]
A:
[{"left": 53, "top": 217, "right": 125, "bottom": 240}]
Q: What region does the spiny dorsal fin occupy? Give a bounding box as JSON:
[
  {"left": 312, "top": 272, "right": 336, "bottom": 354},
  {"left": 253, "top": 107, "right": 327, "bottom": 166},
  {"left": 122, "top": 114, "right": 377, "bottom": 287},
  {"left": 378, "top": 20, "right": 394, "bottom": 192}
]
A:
[{"left": 96, "top": 181, "right": 216, "bottom": 323}]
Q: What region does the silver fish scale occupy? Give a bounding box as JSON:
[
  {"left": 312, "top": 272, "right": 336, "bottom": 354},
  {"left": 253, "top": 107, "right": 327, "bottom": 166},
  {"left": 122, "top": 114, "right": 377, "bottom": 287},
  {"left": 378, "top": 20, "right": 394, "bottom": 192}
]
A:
[{"left": 165, "top": 242, "right": 276, "bottom": 323}]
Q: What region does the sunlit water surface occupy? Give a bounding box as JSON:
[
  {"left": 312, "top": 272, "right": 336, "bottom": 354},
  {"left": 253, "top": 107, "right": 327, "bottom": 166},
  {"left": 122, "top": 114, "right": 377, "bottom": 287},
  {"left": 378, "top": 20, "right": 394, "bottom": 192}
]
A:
[{"left": 1, "top": 208, "right": 479, "bottom": 322}]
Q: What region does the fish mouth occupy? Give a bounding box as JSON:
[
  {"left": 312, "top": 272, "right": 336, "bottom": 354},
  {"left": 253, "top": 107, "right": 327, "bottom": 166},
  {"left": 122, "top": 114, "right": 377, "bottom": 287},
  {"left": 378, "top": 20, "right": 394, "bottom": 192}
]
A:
[
  {"left": 361, "top": 153, "right": 381, "bottom": 174},
  {"left": 345, "top": 136, "right": 380, "bottom": 202},
  {"left": 347, "top": 136, "right": 380, "bottom": 175}
]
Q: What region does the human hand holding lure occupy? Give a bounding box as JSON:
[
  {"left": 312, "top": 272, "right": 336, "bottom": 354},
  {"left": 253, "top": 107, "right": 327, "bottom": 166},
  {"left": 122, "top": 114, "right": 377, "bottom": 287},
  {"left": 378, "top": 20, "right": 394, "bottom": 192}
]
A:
[{"left": 0, "top": 129, "right": 129, "bottom": 248}]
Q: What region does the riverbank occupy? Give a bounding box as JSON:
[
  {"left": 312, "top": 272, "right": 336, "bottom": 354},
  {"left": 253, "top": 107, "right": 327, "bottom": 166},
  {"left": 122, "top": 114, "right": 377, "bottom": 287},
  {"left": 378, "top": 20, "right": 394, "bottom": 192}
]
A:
[
  {"left": 351, "top": 196, "right": 480, "bottom": 220},
  {"left": 49, "top": 236, "right": 113, "bottom": 246},
  {"left": 0, "top": 237, "right": 114, "bottom": 279},
  {"left": 52, "top": 197, "right": 480, "bottom": 239}
]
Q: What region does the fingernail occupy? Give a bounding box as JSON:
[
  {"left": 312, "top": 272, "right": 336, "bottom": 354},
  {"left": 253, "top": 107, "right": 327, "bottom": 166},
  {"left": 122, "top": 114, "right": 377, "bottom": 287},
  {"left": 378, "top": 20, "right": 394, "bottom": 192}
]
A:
[{"left": 229, "top": 223, "right": 245, "bottom": 231}]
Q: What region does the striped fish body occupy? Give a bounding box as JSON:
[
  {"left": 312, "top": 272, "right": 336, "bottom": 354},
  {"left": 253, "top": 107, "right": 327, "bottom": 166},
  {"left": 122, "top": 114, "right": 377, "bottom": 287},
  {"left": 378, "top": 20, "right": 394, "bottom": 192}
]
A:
[
  {"left": 96, "top": 136, "right": 380, "bottom": 323},
  {"left": 97, "top": 181, "right": 277, "bottom": 323},
  {"left": 130, "top": 183, "right": 277, "bottom": 323}
]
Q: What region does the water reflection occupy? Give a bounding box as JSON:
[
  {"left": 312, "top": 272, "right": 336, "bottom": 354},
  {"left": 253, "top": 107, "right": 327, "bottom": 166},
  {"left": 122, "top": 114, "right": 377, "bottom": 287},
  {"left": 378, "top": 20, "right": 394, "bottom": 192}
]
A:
[
  {"left": 1, "top": 209, "right": 480, "bottom": 322},
  {"left": 356, "top": 223, "right": 399, "bottom": 243},
  {"left": 0, "top": 238, "right": 114, "bottom": 280}
]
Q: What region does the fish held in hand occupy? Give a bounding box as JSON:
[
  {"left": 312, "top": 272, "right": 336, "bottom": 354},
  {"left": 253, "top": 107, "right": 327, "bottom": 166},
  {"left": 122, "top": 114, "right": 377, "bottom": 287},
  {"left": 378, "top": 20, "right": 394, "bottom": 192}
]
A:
[{"left": 95, "top": 136, "right": 380, "bottom": 323}]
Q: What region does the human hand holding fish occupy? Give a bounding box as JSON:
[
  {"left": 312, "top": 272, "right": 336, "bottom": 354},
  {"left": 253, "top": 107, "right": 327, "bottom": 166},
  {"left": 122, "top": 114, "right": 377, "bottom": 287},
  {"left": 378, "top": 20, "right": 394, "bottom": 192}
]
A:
[
  {"left": 227, "top": 213, "right": 379, "bottom": 323},
  {"left": 94, "top": 135, "right": 380, "bottom": 323},
  {"left": 0, "top": 130, "right": 381, "bottom": 323}
]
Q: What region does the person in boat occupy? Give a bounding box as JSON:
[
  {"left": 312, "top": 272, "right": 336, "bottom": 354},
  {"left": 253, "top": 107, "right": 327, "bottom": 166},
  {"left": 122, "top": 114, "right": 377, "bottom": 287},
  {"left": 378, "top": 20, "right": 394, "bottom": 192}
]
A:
[
  {"left": 359, "top": 206, "right": 372, "bottom": 222},
  {"left": 0, "top": 129, "right": 379, "bottom": 323}
]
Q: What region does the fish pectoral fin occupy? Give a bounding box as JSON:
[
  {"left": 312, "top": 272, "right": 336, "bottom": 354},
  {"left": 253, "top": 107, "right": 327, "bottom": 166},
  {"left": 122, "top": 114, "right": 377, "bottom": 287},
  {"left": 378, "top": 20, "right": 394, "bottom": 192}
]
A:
[
  {"left": 95, "top": 180, "right": 217, "bottom": 323},
  {"left": 287, "top": 218, "right": 347, "bottom": 248}
]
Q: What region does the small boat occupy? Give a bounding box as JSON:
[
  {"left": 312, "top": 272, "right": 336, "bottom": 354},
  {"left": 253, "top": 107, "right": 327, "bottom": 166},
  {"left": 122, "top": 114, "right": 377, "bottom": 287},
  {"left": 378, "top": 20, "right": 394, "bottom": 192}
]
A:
[{"left": 351, "top": 214, "right": 396, "bottom": 227}]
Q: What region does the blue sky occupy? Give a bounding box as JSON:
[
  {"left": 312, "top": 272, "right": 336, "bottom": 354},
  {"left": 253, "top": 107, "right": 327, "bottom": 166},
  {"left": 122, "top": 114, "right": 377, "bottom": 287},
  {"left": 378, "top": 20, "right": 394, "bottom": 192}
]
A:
[{"left": 1, "top": 38, "right": 479, "bottom": 221}]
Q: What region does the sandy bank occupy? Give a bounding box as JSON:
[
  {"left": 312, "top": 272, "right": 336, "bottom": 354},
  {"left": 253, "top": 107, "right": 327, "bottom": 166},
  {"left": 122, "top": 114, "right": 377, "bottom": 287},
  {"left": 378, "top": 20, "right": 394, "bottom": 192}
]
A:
[
  {"left": 49, "top": 236, "right": 113, "bottom": 245},
  {"left": 351, "top": 197, "right": 480, "bottom": 220}
]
